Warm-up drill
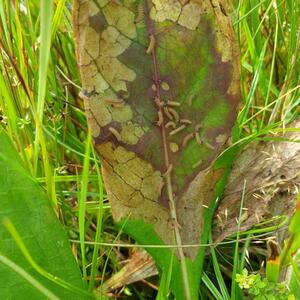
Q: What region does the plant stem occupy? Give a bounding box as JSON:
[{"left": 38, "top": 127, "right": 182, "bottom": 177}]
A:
[
  {"left": 165, "top": 174, "right": 192, "bottom": 300},
  {"left": 144, "top": 3, "right": 192, "bottom": 298}
]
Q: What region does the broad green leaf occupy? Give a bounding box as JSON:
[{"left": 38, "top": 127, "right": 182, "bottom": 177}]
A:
[
  {"left": 0, "top": 130, "right": 89, "bottom": 299},
  {"left": 73, "top": 1, "right": 240, "bottom": 298}
]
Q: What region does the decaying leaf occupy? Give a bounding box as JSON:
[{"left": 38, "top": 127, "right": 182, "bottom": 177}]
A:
[
  {"left": 73, "top": 0, "right": 240, "bottom": 260},
  {"left": 213, "top": 120, "right": 300, "bottom": 243},
  {"left": 103, "top": 249, "right": 157, "bottom": 293}
]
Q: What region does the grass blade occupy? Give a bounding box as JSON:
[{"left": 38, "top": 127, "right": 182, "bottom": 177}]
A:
[
  {"left": 79, "top": 131, "right": 92, "bottom": 284},
  {"left": 88, "top": 148, "right": 104, "bottom": 292}
]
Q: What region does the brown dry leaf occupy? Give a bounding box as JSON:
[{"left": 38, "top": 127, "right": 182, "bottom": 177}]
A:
[
  {"left": 213, "top": 120, "right": 300, "bottom": 242},
  {"left": 103, "top": 249, "right": 157, "bottom": 293}
]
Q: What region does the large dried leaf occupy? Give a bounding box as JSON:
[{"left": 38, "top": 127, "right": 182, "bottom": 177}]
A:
[
  {"left": 73, "top": 1, "right": 239, "bottom": 297},
  {"left": 213, "top": 120, "right": 300, "bottom": 243}
]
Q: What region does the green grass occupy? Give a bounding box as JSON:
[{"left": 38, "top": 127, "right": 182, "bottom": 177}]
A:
[{"left": 0, "top": 0, "right": 299, "bottom": 299}]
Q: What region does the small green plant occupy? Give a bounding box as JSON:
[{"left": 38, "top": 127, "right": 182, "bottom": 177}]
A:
[{"left": 236, "top": 269, "right": 295, "bottom": 300}]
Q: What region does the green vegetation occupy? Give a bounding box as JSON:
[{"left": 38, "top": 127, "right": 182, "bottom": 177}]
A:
[
  {"left": 0, "top": 0, "right": 299, "bottom": 299},
  {"left": 236, "top": 269, "right": 294, "bottom": 300}
]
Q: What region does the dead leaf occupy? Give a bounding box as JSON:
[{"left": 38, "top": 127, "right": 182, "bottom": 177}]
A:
[{"left": 73, "top": 0, "right": 240, "bottom": 260}]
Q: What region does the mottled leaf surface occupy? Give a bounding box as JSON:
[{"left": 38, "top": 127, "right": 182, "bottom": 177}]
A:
[{"left": 73, "top": 0, "right": 239, "bottom": 259}]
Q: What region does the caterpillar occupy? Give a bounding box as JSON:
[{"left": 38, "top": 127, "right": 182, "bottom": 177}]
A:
[
  {"left": 169, "top": 124, "right": 186, "bottom": 136},
  {"left": 146, "top": 34, "right": 156, "bottom": 54},
  {"left": 188, "top": 94, "right": 195, "bottom": 107},
  {"left": 169, "top": 142, "right": 179, "bottom": 153},
  {"left": 104, "top": 98, "right": 125, "bottom": 108},
  {"left": 167, "top": 100, "right": 181, "bottom": 107},
  {"left": 195, "top": 123, "right": 203, "bottom": 131},
  {"left": 182, "top": 132, "right": 194, "bottom": 147},
  {"left": 192, "top": 159, "right": 203, "bottom": 169},
  {"left": 109, "top": 127, "right": 121, "bottom": 141},
  {"left": 157, "top": 110, "right": 163, "bottom": 126},
  {"left": 195, "top": 132, "right": 202, "bottom": 145},
  {"left": 165, "top": 121, "right": 176, "bottom": 129},
  {"left": 154, "top": 97, "right": 164, "bottom": 107},
  {"left": 203, "top": 140, "right": 215, "bottom": 150},
  {"left": 180, "top": 119, "right": 192, "bottom": 124},
  {"left": 167, "top": 107, "right": 180, "bottom": 122},
  {"left": 163, "top": 107, "right": 174, "bottom": 120},
  {"left": 215, "top": 134, "right": 227, "bottom": 144},
  {"left": 161, "top": 81, "right": 170, "bottom": 91}
]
